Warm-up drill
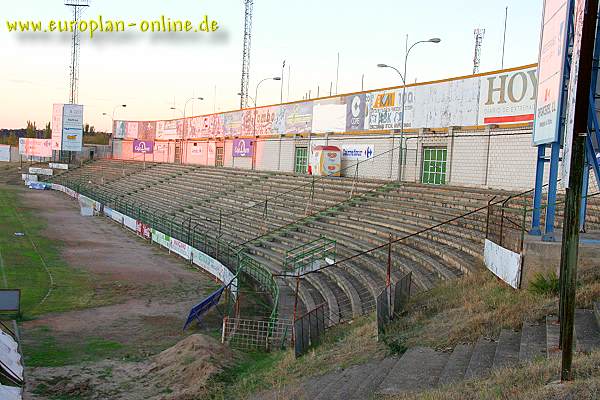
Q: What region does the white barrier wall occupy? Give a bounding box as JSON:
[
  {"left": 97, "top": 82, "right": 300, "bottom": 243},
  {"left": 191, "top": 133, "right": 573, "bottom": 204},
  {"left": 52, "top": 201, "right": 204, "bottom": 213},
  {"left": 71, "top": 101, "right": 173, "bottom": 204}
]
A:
[{"left": 484, "top": 239, "right": 522, "bottom": 289}]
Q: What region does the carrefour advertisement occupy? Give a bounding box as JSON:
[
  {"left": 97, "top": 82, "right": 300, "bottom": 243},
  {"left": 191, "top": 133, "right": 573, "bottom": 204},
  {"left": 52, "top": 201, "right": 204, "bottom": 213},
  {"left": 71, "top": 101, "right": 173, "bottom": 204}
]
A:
[{"left": 51, "top": 103, "right": 63, "bottom": 150}]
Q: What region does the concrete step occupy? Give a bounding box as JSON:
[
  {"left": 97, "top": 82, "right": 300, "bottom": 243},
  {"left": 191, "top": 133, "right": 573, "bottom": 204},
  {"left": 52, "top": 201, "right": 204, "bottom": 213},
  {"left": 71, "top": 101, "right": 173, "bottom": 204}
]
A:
[
  {"left": 546, "top": 315, "right": 561, "bottom": 358},
  {"left": 492, "top": 330, "right": 520, "bottom": 369},
  {"left": 350, "top": 356, "right": 400, "bottom": 400},
  {"left": 575, "top": 309, "right": 600, "bottom": 353},
  {"left": 325, "top": 361, "right": 381, "bottom": 400},
  {"left": 464, "top": 337, "right": 497, "bottom": 379},
  {"left": 313, "top": 362, "right": 377, "bottom": 400},
  {"left": 378, "top": 347, "right": 449, "bottom": 395},
  {"left": 438, "top": 344, "right": 474, "bottom": 386},
  {"left": 519, "top": 321, "right": 547, "bottom": 362}
]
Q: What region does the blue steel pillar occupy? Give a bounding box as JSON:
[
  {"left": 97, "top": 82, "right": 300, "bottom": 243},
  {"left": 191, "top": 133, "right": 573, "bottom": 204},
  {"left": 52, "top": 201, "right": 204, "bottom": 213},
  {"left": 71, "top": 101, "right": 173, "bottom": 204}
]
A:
[
  {"left": 580, "top": 164, "right": 590, "bottom": 232},
  {"left": 542, "top": 141, "right": 561, "bottom": 242},
  {"left": 530, "top": 144, "right": 546, "bottom": 235}
]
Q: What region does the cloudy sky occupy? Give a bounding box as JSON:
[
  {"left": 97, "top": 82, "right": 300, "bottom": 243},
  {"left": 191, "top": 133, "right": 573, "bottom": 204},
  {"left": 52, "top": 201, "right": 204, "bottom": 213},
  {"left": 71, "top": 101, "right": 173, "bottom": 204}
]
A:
[{"left": 1, "top": 0, "right": 543, "bottom": 131}]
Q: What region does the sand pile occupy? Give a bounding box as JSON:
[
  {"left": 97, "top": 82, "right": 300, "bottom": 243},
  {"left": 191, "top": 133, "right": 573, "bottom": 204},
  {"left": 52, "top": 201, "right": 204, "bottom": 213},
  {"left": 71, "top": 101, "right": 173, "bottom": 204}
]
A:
[{"left": 149, "top": 334, "right": 233, "bottom": 400}]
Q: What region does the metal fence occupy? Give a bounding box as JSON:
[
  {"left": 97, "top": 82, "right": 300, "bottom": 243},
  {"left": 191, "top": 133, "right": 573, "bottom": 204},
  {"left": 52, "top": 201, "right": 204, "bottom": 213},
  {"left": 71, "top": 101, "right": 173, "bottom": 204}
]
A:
[
  {"left": 294, "top": 303, "right": 327, "bottom": 358},
  {"left": 376, "top": 272, "right": 412, "bottom": 339},
  {"left": 222, "top": 316, "right": 293, "bottom": 351},
  {"left": 485, "top": 193, "right": 530, "bottom": 254}
]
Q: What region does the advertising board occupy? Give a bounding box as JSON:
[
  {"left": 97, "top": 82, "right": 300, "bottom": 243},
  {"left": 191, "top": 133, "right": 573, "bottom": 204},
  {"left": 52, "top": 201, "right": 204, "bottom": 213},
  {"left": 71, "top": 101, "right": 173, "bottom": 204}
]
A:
[
  {"left": 232, "top": 139, "right": 254, "bottom": 157},
  {"left": 532, "top": 0, "right": 570, "bottom": 144},
  {"left": 341, "top": 144, "right": 375, "bottom": 161},
  {"left": 0, "top": 145, "right": 10, "bottom": 162},
  {"left": 19, "top": 138, "right": 52, "bottom": 157},
  {"left": 133, "top": 140, "right": 154, "bottom": 154},
  {"left": 51, "top": 103, "right": 63, "bottom": 150},
  {"left": 62, "top": 104, "right": 84, "bottom": 151}
]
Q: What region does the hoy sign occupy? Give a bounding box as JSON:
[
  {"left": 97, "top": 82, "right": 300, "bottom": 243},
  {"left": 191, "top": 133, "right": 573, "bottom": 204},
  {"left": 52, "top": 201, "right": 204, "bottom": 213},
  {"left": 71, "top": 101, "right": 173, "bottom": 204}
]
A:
[{"left": 479, "top": 67, "right": 538, "bottom": 124}]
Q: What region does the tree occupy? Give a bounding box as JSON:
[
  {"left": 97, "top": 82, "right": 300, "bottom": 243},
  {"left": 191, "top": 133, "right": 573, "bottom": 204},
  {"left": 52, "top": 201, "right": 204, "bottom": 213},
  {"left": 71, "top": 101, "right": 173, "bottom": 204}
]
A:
[
  {"left": 25, "top": 120, "right": 36, "bottom": 138},
  {"left": 89, "top": 125, "right": 95, "bottom": 134},
  {"left": 44, "top": 122, "right": 51, "bottom": 139},
  {"left": 7, "top": 133, "right": 17, "bottom": 146},
  {"left": 84, "top": 123, "right": 90, "bottom": 135}
]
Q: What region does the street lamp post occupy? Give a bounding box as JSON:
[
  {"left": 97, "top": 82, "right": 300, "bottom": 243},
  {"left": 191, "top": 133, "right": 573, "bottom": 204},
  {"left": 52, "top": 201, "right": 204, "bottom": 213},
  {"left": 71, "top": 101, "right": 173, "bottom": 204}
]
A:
[
  {"left": 378, "top": 37, "right": 440, "bottom": 181},
  {"left": 252, "top": 77, "right": 281, "bottom": 169},
  {"left": 183, "top": 97, "right": 204, "bottom": 138}
]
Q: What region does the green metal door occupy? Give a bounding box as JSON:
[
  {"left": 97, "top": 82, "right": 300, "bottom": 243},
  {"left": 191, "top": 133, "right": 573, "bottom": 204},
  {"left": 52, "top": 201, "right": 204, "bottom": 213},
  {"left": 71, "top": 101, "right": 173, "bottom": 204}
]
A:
[
  {"left": 294, "top": 147, "right": 308, "bottom": 174},
  {"left": 421, "top": 147, "right": 447, "bottom": 185}
]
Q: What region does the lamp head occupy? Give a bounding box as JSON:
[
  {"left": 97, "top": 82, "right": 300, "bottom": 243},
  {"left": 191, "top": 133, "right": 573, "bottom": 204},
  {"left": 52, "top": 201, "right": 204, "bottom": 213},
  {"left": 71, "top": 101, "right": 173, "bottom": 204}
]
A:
[
  {"left": 429, "top": 38, "right": 441, "bottom": 43},
  {"left": 273, "top": 77, "right": 282, "bottom": 81},
  {"left": 377, "top": 63, "right": 389, "bottom": 68}
]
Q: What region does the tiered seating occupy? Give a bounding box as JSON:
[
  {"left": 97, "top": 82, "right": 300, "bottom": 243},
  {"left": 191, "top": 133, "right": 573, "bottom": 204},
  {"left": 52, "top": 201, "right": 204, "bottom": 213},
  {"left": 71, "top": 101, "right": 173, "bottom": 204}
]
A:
[
  {"left": 49, "top": 159, "right": 151, "bottom": 187},
  {"left": 50, "top": 160, "right": 525, "bottom": 324}
]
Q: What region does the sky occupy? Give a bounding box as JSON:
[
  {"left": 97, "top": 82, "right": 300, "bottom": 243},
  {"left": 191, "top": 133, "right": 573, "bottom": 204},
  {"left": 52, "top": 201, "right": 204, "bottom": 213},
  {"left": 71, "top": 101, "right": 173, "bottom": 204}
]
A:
[{"left": 1, "top": 0, "right": 543, "bottom": 131}]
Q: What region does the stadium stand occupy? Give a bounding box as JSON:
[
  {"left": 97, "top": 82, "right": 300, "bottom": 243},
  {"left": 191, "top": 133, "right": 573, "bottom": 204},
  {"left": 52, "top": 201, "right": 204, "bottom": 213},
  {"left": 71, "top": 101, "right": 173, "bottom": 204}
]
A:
[{"left": 46, "top": 159, "right": 521, "bottom": 326}]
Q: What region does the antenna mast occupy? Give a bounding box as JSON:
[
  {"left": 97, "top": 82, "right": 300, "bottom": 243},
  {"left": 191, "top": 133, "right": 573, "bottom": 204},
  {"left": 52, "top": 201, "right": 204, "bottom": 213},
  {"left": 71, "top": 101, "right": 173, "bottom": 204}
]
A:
[
  {"left": 473, "top": 28, "right": 485, "bottom": 74},
  {"left": 240, "top": 0, "right": 253, "bottom": 109},
  {"left": 64, "top": 0, "right": 90, "bottom": 104}
]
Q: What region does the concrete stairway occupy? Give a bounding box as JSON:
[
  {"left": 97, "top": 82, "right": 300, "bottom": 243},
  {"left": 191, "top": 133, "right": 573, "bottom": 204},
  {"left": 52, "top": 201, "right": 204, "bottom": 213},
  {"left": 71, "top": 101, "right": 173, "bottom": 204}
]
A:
[{"left": 252, "top": 304, "right": 600, "bottom": 400}]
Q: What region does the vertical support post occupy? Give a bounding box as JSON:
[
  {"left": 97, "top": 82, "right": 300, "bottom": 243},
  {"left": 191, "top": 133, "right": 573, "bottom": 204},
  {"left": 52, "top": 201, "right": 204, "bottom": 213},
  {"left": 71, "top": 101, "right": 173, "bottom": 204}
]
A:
[
  {"left": 292, "top": 275, "right": 300, "bottom": 343},
  {"left": 386, "top": 233, "right": 392, "bottom": 287},
  {"left": 530, "top": 144, "right": 546, "bottom": 235},
  {"left": 559, "top": 0, "right": 597, "bottom": 381},
  {"left": 579, "top": 164, "right": 590, "bottom": 232},
  {"left": 543, "top": 141, "right": 561, "bottom": 241}
]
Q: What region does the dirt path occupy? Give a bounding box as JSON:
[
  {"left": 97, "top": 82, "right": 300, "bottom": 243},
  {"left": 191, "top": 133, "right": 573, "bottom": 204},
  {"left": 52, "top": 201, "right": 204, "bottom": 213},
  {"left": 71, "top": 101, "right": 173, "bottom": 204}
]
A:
[{"left": 15, "top": 187, "right": 225, "bottom": 399}]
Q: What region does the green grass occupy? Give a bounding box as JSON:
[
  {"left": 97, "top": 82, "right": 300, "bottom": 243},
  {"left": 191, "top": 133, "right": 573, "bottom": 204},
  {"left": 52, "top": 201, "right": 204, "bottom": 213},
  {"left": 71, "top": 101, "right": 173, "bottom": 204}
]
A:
[
  {"left": 25, "top": 325, "right": 125, "bottom": 367},
  {"left": 0, "top": 186, "right": 95, "bottom": 318},
  {"left": 207, "top": 315, "right": 385, "bottom": 399}
]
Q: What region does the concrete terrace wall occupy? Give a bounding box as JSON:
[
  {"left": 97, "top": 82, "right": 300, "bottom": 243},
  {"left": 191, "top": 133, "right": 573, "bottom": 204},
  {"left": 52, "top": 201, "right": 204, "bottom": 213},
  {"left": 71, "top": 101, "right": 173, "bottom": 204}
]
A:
[{"left": 107, "top": 124, "right": 541, "bottom": 192}]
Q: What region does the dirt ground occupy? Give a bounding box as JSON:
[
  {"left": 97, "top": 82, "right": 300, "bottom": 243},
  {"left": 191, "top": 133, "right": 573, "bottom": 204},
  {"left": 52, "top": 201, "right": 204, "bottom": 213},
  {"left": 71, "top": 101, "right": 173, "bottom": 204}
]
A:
[{"left": 15, "top": 186, "right": 229, "bottom": 399}]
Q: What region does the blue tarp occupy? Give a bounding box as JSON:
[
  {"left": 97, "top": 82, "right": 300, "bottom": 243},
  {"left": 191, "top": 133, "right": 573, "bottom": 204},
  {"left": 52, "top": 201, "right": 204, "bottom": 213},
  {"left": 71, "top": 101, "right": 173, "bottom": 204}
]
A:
[
  {"left": 183, "top": 278, "right": 235, "bottom": 330},
  {"left": 28, "top": 182, "right": 49, "bottom": 190}
]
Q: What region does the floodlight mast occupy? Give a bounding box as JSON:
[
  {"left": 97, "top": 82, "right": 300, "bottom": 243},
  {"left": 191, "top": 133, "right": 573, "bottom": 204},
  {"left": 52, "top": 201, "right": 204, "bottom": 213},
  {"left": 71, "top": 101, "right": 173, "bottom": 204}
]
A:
[
  {"left": 64, "top": 0, "right": 90, "bottom": 105},
  {"left": 239, "top": 0, "right": 254, "bottom": 109}
]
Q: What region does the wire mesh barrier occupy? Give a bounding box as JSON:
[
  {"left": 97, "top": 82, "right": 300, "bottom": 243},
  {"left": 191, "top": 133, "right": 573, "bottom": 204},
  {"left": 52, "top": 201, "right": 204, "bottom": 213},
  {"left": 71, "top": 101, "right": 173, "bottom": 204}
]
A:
[
  {"left": 293, "top": 303, "right": 327, "bottom": 358},
  {"left": 283, "top": 236, "right": 337, "bottom": 275},
  {"left": 376, "top": 272, "right": 412, "bottom": 339},
  {"left": 222, "top": 316, "right": 293, "bottom": 351},
  {"left": 485, "top": 192, "right": 531, "bottom": 254}
]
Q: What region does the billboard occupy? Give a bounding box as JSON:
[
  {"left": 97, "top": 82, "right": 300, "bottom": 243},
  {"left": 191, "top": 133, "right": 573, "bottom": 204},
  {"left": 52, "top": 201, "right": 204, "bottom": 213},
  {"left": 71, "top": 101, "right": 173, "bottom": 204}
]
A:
[
  {"left": 414, "top": 77, "right": 480, "bottom": 127},
  {"left": 113, "top": 121, "right": 126, "bottom": 139},
  {"left": 223, "top": 111, "right": 243, "bottom": 137},
  {"left": 51, "top": 103, "right": 63, "bottom": 150},
  {"left": 112, "top": 64, "right": 541, "bottom": 140},
  {"left": 346, "top": 94, "right": 366, "bottom": 131},
  {"left": 19, "top": 138, "right": 52, "bottom": 157},
  {"left": 232, "top": 139, "right": 254, "bottom": 157},
  {"left": 341, "top": 144, "right": 375, "bottom": 161},
  {"left": 125, "top": 121, "right": 139, "bottom": 139},
  {"left": 283, "top": 102, "right": 313, "bottom": 134},
  {"left": 0, "top": 145, "right": 10, "bottom": 162},
  {"left": 62, "top": 104, "right": 84, "bottom": 151},
  {"left": 478, "top": 67, "right": 537, "bottom": 125},
  {"left": 562, "top": 0, "right": 585, "bottom": 187},
  {"left": 532, "top": 0, "right": 570, "bottom": 144},
  {"left": 312, "top": 99, "right": 347, "bottom": 133},
  {"left": 156, "top": 120, "right": 182, "bottom": 140},
  {"left": 365, "top": 88, "right": 415, "bottom": 130},
  {"left": 138, "top": 121, "right": 156, "bottom": 140},
  {"left": 133, "top": 140, "right": 154, "bottom": 154}
]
